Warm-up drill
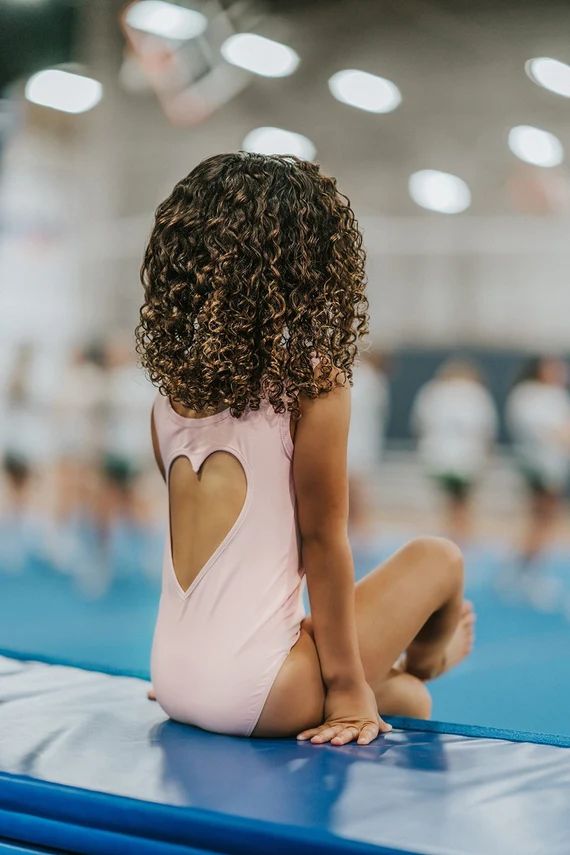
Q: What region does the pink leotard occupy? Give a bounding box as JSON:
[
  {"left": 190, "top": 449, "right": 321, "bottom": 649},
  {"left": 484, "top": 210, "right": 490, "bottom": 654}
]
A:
[{"left": 150, "top": 390, "right": 306, "bottom": 736}]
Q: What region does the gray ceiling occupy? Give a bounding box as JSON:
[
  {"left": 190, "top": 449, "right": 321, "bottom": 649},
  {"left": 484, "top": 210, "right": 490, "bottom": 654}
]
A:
[{"left": 76, "top": 0, "right": 570, "bottom": 220}]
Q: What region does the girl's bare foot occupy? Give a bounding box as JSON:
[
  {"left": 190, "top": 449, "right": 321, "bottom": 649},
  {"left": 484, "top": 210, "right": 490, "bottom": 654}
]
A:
[
  {"left": 147, "top": 686, "right": 156, "bottom": 701},
  {"left": 440, "top": 600, "right": 475, "bottom": 674},
  {"left": 404, "top": 600, "right": 475, "bottom": 681}
]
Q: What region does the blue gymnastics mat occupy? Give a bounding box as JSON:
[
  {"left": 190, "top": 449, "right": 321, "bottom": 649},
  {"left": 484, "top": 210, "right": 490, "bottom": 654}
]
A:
[{"left": 0, "top": 655, "right": 569, "bottom": 855}]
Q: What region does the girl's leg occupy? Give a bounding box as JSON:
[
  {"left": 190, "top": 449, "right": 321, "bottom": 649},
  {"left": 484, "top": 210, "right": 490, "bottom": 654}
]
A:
[
  {"left": 373, "top": 668, "right": 433, "bottom": 719},
  {"left": 445, "top": 493, "right": 472, "bottom": 544},
  {"left": 354, "top": 535, "right": 470, "bottom": 686},
  {"left": 303, "top": 535, "right": 471, "bottom": 717},
  {"left": 254, "top": 536, "right": 473, "bottom": 735},
  {"left": 519, "top": 489, "right": 560, "bottom": 566}
]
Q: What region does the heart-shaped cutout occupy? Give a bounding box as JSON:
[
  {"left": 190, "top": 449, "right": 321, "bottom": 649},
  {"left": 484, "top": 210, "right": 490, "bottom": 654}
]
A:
[{"left": 168, "top": 451, "right": 247, "bottom": 595}]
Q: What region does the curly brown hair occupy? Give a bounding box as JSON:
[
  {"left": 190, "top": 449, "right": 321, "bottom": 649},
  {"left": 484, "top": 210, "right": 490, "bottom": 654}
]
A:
[{"left": 135, "top": 152, "right": 369, "bottom": 422}]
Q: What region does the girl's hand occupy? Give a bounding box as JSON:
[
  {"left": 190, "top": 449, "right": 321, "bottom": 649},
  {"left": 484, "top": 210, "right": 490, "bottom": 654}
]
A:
[{"left": 297, "top": 680, "right": 392, "bottom": 746}]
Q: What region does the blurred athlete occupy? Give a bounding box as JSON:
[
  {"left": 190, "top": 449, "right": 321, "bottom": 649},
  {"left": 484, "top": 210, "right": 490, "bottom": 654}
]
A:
[
  {"left": 0, "top": 342, "right": 56, "bottom": 574},
  {"left": 101, "top": 335, "right": 156, "bottom": 525},
  {"left": 347, "top": 349, "right": 390, "bottom": 543},
  {"left": 411, "top": 358, "right": 498, "bottom": 543},
  {"left": 506, "top": 355, "right": 570, "bottom": 570}
]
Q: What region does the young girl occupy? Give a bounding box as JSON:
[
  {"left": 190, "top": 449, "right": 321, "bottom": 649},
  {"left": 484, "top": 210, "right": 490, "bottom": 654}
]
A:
[{"left": 136, "top": 152, "right": 475, "bottom": 747}]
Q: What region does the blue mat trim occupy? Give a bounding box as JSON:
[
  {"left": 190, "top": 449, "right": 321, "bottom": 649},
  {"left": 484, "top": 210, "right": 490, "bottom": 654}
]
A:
[
  {"left": 0, "top": 840, "right": 63, "bottom": 855},
  {"left": 2, "top": 647, "right": 569, "bottom": 749},
  {"left": 0, "top": 810, "right": 212, "bottom": 855},
  {"left": 384, "top": 715, "right": 570, "bottom": 748},
  {"left": 0, "top": 771, "right": 419, "bottom": 855}
]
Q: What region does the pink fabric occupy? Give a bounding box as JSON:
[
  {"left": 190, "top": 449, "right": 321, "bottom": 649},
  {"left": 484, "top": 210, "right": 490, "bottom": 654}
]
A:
[{"left": 150, "top": 391, "right": 305, "bottom": 736}]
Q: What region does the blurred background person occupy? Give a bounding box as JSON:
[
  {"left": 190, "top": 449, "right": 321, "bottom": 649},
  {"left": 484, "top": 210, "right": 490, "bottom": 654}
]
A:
[
  {"left": 505, "top": 355, "right": 570, "bottom": 578},
  {"left": 48, "top": 342, "right": 109, "bottom": 590},
  {"left": 347, "top": 348, "right": 390, "bottom": 547},
  {"left": 98, "top": 334, "right": 161, "bottom": 582},
  {"left": 410, "top": 358, "right": 498, "bottom": 545},
  {"left": 1, "top": 343, "right": 37, "bottom": 518},
  {"left": 0, "top": 342, "right": 53, "bottom": 574},
  {"left": 101, "top": 333, "right": 155, "bottom": 524}
]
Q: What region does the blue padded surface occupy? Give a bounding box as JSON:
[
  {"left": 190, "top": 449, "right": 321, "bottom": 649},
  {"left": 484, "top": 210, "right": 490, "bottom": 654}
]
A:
[
  {"left": 0, "top": 842, "right": 63, "bottom": 854},
  {"left": 0, "top": 656, "right": 569, "bottom": 855}
]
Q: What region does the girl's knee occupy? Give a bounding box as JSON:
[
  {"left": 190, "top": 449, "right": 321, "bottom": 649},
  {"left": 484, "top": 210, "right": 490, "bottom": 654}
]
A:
[
  {"left": 397, "top": 675, "right": 432, "bottom": 719},
  {"left": 404, "top": 536, "right": 464, "bottom": 594},
  {"left": 412, "top": 680, "right": 432, "bottom": 719}
]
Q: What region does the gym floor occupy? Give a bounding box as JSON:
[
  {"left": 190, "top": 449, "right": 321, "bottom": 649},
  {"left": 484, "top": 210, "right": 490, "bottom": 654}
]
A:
[{"left": 2, "top": 524, "right": 569, "bottom": 736}]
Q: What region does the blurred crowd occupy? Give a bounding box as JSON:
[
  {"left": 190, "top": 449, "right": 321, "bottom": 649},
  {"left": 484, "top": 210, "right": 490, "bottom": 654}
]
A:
[
  {"left": 349, "top": 350, "right": 570, "bottom": 573},
  {"left": 0, "top": 336, "right": 162, "bottom": 594},
  {"left": 2, "top": 339, "right": 570, "bottom": 598}
]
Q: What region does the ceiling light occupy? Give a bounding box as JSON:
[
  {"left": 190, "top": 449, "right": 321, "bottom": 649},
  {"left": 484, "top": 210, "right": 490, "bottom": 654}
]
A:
[
  {"left": 221, "top": 34, "right": 299, "bottom": 78},
  {"left": 525, "top": 57, "right": 570, "bottom": 98},
  {"left": 242, "top": 127, "right": 315, "bottom": 160},
  {"left": 25, "top": 69, "right": 102, "bottom": 114},
  {"left": 508, "top": 125, "right": 563, "bottom": 167},
  {"left": 328, "top": 69, "right": 401, "bottom": 113},
  {"left": 409, "top": 170, "right": 471, "bottom": 214},
  {"left": 125, "top": 1, "right": 207, "bottom": 41}
]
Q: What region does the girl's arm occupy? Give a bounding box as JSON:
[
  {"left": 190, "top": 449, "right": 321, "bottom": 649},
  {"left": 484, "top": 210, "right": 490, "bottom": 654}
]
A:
[{"left": 293, "top": 366, "right": 390, "bottom": 745}]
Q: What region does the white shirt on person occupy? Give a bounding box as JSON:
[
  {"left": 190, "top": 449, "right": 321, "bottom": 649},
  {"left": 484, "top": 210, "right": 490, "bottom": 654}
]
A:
[
  {"left": 506, "top": 380, "right": 570, "bottom": 491},
  {"left": 411, "top": 377, "right": 498, "bottom": 480},
  {"left": 103, "top": 364, "right": 156, "bottom": 465},
  {"left": 347, "top": 360, "right": 389, "bottom": 474}
]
